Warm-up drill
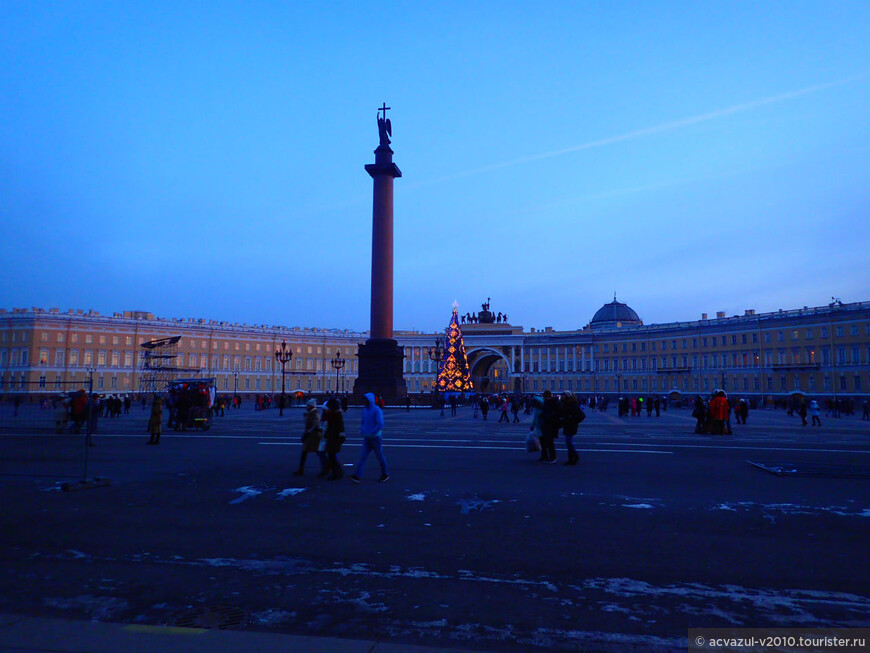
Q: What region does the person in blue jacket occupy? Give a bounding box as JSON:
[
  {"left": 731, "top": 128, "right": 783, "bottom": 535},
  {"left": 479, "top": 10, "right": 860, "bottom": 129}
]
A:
[{"left": 349, "top": 393, "right": 389, "bottom": 482}]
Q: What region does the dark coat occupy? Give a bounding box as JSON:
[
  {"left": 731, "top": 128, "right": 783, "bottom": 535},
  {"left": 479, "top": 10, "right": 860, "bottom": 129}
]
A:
[
  {"left": 541, "top": 396, "right": 563, "bottom": 435},
  {"left": 323, "top": 409, "right": 345, "bottom": 454},
  {"left": 148, "top": 397, "right": 163, "bottom": 435},
  {"left": 302, "top": 407, "right": 321, "bottom": 453},
  {"left": 561, "top": 395, "right": 582, "bottom": 436}
]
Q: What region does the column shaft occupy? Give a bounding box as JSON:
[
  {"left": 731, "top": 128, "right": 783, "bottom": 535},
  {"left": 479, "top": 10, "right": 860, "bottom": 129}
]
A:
[{"left": 370, "top": 175, "right": 394, "bottom": 340}]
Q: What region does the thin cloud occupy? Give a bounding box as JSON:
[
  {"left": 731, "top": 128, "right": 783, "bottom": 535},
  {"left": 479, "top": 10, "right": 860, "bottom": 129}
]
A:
[{"left": 408, "top": 73, "right": 869, "bottom": 189}]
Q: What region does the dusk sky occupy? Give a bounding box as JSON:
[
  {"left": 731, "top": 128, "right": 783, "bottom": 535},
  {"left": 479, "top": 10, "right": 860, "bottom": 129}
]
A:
[{"left": 2, "top": 2, "right": 869, "bottom": 333}]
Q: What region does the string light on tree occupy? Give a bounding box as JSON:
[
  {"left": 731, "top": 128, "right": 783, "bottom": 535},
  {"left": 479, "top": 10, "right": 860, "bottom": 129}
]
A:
[{"left": 437, "top": 302, "right": 473, "bottom": 393}]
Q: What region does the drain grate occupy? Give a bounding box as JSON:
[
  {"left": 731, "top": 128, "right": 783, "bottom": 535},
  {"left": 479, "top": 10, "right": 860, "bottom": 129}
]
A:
[
  {"left": 173, "top": 605, "right": 247, "bottom": 630},
  {"left": 748, "top": 460, "right": 870, "bottom": 479}
]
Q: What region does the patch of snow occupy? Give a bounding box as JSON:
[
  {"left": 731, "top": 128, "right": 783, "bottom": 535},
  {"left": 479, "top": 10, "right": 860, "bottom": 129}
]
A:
[
  {"left": 410, "top": 618, "right": 448, "bottom": 628},
  {"left": 199, "top": 558, "right": 309, "bottom": 574},
  {"left": 622, "top": 503, "right": 654, "bottom": 509},
  {"left": 251, "top": 609, "right": 296, "bottom": 625},
  {"left": 276, "top": 488, "right": 307, "bottom": 499},
  {"left": 456, "top": 497, "right": 501, "bottom": 514},
  {"left": 406, "top": 493, "right": 426, "bottom": 501},
  {"left": 713, "top": 501, "right": 870, "bottom": 519},
  {"left": 230, "top": 486, "right": 264, "bottom": 504}
]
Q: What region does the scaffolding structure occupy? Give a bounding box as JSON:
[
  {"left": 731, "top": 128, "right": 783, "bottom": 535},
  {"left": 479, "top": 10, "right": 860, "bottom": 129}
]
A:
[{"left": 139, "top": 336, "right": 200, "bottom": 395}]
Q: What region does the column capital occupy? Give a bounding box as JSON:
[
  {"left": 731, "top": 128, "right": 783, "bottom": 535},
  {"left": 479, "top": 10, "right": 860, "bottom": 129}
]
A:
[{"left": 365, "top": 162, "right": 402, "bottom": 179}]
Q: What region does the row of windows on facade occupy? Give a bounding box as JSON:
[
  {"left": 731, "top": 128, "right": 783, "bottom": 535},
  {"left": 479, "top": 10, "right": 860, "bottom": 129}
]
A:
[
  {"left": 404, "top": 346, "right": 870, "bottom": 375},
  {"left": 409, "top": 324, "right": 870, "bottom": 360},
  {"left": 5, "top": 322, "right": 870, "bottom": 351},
  {"left": 1, "top": 330, "right": 353, "bottom": 356},
  {"left": 4, "top": 345, "right": 870, "bottom": 372},
  {"left": 401, "top": 325, "right": 870, "bottom": 364},
  {"left": 0, "top": 349, "right": 359, "bottom": 373},
  {"left": 591, "top": 324, "right": 869, "bottom": 352}
]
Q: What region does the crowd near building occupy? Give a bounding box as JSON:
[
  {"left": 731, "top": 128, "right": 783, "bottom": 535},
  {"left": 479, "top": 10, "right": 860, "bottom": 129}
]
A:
[{"left": 1, "top": 298, "right": 869, "bottom": 403}]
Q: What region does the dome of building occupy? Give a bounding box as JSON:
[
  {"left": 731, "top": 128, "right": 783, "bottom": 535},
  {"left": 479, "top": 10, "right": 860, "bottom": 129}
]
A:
[{"left": 589, "top": 296, "right": 642, "bottom": 328}]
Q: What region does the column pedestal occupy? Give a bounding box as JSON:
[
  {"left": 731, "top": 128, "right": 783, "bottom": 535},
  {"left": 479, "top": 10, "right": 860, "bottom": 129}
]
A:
[{"left": 353, "top": 338, "right": 407, "bottom": 401}]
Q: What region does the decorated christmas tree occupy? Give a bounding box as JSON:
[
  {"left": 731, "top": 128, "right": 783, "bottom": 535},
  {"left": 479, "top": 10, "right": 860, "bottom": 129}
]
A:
[{"left": 437, "top": 303, "right": 473, "bottom": 393}]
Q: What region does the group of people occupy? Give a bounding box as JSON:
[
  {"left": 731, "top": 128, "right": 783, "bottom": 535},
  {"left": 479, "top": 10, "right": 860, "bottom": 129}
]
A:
[
  {"left": 527, "top": 390, "right": 586, "bottom": 465},
  {"left": 692, "top": 391, "right": 751, "bottom": 434},
  {"left": 615, "top": 395, "right": 665, "bottom": 417},
  {"left": 292, "top": 392, "right": 388, "bottom": 483},
  {"left": 52, "top": 390, "right": 100, "bottom": 445},
  {"left": 469, "top": 394, "right": 525, "bottom": 422}
]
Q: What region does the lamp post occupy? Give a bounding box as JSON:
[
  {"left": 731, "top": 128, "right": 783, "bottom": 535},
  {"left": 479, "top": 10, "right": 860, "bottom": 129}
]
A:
[
  {"left": 232, "top": 367, "right": 240, "bottom": 403},
  {"left": 330, "top": 351, "right": 345, "bottom": 397},
  {"left": 719, "top": 367, "right": 727, "bottom": 392},
  {"left": 427, "top": 339, "right": 444, "bottom": 415},
  {"left": 274, "top": 340, "right": 293, "bottom": 416}
]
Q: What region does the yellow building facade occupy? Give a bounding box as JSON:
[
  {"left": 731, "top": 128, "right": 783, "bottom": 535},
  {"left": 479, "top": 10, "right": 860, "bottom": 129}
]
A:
[
  {"left": 1, "top": 299, "right": 869, "bottom": 401},
  {"left": 0, "top": 308, "right": 362, "bottom": 396}
]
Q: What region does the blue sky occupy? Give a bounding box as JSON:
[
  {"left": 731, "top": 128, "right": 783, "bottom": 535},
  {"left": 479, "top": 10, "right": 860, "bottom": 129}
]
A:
[{"left": 2, "top": 1, "right": 869, "bottom": 332}]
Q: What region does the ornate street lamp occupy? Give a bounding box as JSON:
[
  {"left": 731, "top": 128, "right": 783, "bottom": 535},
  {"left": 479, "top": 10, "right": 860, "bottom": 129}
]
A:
[
  {"left": 274, "top": 340, "right": 293, "bottom": 416},
  {"left": 427, "top": 339, "right": 445, "bottom": 415},
  {"left": 330, "top": 351, "right": 345, "bottom": 396},
  {"left": 719, "top": 367, "right": 727, "bottom": 392}
]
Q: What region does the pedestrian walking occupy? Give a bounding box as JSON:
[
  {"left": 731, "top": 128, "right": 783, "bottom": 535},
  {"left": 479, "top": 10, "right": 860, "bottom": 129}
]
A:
[
  {"left": 529, "top": 395, "right": 544, "bottom": 457},
  {"left": 86, "top": 393, "right": 100, "bottom": 446},
  {"left": 692, "top": 395, "right": 707, "bottom": 434},
  {"left": 147, "top": 395, "right": 163, "bottom": 445},
  {"left": 322, "top": 397, "right": 346, "bottom": 479},
  {"left": 561, "top": 392, "right": 584, "bottom": 466},
  {"left": 798, "top": 399, "right": 808, "bottom": 426},
  {"left": 349, "top": 393, "right": 389, "bottom": 482},
  {"left": 294, "top": 399, "right": 325, "bottom": 477},
  {"left": 70, "top": 390, "right": 88, "bottom": 433},
  {"left": 54, "top": 398, "right": 69, "bottom": 434},
  {"left": 498, "top": 397, "right": 510, "bottom": 423},
  {"left": 735, "top": 398, "right": 749, "bottom": 424},
  {"left": 808, "top": 399, "right": 822, "bottom": 427},
  {"left": 540, "top": 390, "right": 562, "bottom": 463},
  {"left": 708, "top": 391, "right": 729, "bottom": 435},
  {"left": 480, "top": 396, "right": 489, "bottom": 421}
]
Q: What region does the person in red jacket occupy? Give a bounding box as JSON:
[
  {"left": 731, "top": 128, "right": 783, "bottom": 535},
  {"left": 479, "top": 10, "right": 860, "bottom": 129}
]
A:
[
  {"left": 70, "top": 390, "right": 88, "bottom": 434},
  {"left": 708, "top": 390, "right": 730, "bottom": 435}
]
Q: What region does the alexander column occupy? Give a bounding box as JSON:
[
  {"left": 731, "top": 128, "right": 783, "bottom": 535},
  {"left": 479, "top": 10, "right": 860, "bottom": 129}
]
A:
[{"left": 353, "top": 104, "right": 407, "bottom": 401}]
